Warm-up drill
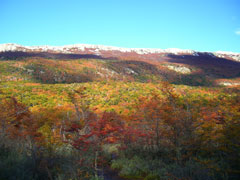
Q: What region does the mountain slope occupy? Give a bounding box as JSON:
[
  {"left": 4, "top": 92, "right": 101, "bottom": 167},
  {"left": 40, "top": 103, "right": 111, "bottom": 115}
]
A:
[{"left": 0, "top": 43, "right": 239, "bottom": 86}]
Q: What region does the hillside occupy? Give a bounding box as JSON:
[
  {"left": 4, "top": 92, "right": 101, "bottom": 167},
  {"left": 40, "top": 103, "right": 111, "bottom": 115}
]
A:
[{"left": 0, "top": 44, "right": 240, "bottom": 87}]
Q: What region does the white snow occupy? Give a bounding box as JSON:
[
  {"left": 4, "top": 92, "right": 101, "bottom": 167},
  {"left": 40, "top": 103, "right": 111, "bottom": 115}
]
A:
[
  {"left": 219, "top": 82, "right": 240, "bottom": 86},
  {"left": 125, "top": 68, "right": 138, "bottom": 75},
  {"left": 215, "top": 51, "right": 240, "bottom": 55},
  {"left": 193, "top": 52, "right": 199, "bottom": 56},
  {"left": 0, "top": 43, "right": 239, "bottom": 60},
  {"left": 214, "top": 51, "right": 240, "bottom": 61},
  {"left": 0, "top": 43, "right": 22, "bottom": 51},
  {"left": 166, "top": 65, "right": 191, "bottom": 74},
  {"left": 0, "top": 43, "right": 194, "bottom": 55}
]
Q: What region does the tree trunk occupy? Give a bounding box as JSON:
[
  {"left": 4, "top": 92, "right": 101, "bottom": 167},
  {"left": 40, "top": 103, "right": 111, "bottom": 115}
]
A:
[{"left": 95, "top": 150, "right": 99, "bottom": 178}]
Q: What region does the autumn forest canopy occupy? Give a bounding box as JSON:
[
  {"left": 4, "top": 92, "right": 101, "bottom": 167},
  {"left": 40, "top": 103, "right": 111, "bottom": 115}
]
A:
[{"left": 0, "top": 54, "right": 240, "bottom": 180}]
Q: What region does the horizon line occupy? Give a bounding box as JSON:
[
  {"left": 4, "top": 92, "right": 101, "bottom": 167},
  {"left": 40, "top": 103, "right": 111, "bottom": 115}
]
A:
[{"left": 0, "top": 42, "right": 240, "bottom": 54}]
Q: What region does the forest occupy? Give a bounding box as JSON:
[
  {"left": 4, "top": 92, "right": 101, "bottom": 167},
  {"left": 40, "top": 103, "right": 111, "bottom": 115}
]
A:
[{"left": 0, "top": 56, "right": 240, "bottom": 180}]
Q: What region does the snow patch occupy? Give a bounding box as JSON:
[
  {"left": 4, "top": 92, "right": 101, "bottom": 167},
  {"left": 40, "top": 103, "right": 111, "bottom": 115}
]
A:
[
  {"left": 193, "top": 52, "right": 199, "bottom": 56},
  {"left": 214, "top": 51, "right": 240, "bottom": 61},
  {"left": 219, "top": 82, "right": 240, "bottom": 86},
  {"left": 167, "top": 65, "right": 191, "bottom": 74},
  {"left": 0, "top": 43, "right": 22, "bottom": 51},
  {"left": 125, "top": 68, "right": 138, "bottom": 75}
]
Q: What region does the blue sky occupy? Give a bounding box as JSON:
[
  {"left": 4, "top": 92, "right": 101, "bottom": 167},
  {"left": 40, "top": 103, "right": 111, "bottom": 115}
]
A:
[{"left": 0, "top": 0, "right": 240, "bottom": 52}]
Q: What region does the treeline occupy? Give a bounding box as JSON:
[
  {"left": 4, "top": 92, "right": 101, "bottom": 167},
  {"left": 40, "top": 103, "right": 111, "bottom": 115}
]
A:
[{"left": 0, "top": 82, "right": 240, "bottom": 179}]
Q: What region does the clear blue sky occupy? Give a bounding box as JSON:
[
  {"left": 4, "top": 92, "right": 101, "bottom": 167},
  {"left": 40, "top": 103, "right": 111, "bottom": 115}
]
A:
[{"left": 1, "top": 0, "right": 240, "bottom": 52}]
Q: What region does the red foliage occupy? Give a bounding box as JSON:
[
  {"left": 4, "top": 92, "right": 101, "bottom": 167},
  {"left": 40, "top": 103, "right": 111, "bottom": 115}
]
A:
[{"left": 68, "top": 111, "right": 124, "bottom": 151}]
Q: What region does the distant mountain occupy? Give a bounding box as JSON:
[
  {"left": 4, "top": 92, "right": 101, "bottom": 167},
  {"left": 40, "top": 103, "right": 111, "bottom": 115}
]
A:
[
  {"left": 0, "top": 43, "right": 240, "bottom": 62},
  {"left": 0, "top": 43, "right": 239, "bottom": 86}
]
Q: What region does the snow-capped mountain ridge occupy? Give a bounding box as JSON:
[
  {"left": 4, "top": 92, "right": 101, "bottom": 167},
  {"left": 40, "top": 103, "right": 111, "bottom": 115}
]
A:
[
  {"left": 0, "top": 43, "right": 239, "bottom": 61},
  {"left": 0, "top": 43, "right": 195, "bottom": 54}
]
